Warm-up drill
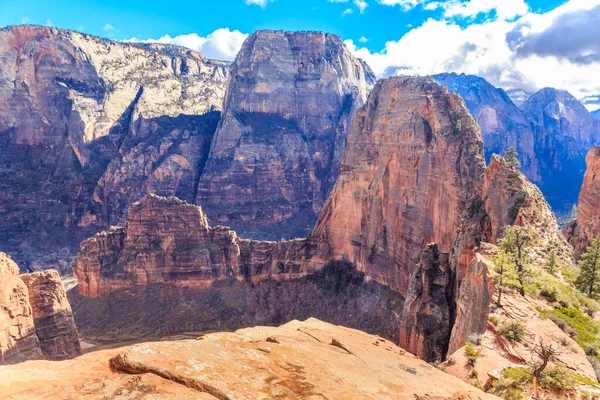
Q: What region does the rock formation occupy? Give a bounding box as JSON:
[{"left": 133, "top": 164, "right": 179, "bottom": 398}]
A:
[
  {"left": 564, "top": 146, "right": 600, "bottom": 258},
  {"left": 312, "top": 76, "right": 487, "bottom": 295},
  {"left": 0, "top": 319, "right": 499, "bottom": 399},
  {"left": 0, "top": 252, "right": 80, "bottom": 364},
  {"left": 483, "top": 154, "right": 573, "bottom": 264},
  {"left": 592, "top": 109, "right": 600, "bottom": 121},
  {"left": 0, "top": 253, "right": 42, "bottom": 364},
  {"left": 19, "top": 271, "right": 81, "bottom": 361},
  {"left": 72, "top": 77, "right": 495, "bottom": 363},
  {"left": 196, "top": 30, "right": 376, "bottom": 240},
  {"left": 0, "top": 25, "right": 228, "bottom": 271}
]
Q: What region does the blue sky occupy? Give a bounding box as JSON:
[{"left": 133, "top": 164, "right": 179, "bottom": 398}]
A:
[
  {"left": 0, "top": 0, "right": 566, "bottom": 52},
  {"left": 1, "top": 0, "right": 599, "bottom": 109}
]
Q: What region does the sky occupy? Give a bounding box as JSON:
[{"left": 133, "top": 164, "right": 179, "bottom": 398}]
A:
[{"left": 1, "top": 0, "right": 599, "bottom": 110}]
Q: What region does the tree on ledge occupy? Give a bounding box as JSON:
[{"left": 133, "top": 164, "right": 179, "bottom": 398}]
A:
[
  {"left": 575, "top": 234, "right": 600, "bottom": 299},
  {"left": 504, "top": 146, "right": 521, "bottom": 169}
]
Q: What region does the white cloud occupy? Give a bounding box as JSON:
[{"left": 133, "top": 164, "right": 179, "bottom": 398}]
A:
[
  {"left": 245, "top": 0, "right": 274, "bottom": 8},
  {"left": 359, "top": 36, "right": 369, "bottom": 43},
  {"left": 103, "top": 24, "right": 114, "bottom": 31},
  {"left": 45, "top": 19, "right": 53, "bottom": 27},
  {"left": 21, "top": 16, "right": 30, "bottom": 24},
  {"left": 355, "top": 0, "right": 368, "bottom": 13},
  {"left": 376, "top": 0, "right": 528, "bottom": 20},
  {"left": 342, "top": 8, "right": 354, "bottom": 16},
  {"left": 343, "top": 0, "right": 600, "bottom": 103},
  {"left": 128, "top": 28, "right": 248, "bottom": 61}
]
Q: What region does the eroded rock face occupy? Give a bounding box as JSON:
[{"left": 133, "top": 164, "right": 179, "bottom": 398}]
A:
[
  {"left": 483, "top": 154, "right": 573, "bottom": 264},
  {"left": 312, "top": 76, "right": 487, "bottom": 295},
  {"left": 564, "top": 146, "right": 600, "bottom": 258},
  {"left": 19, "top": 271, "right": 81, "bottom": 361},
  {"left": 0, "top": 254, "right": 42, "bottom": 364},
  {"left": 0, "top": 319, "right": 499, "bottom": 400},
  {"left": 196, "top": 30, "right": 376, "bottom": 240},
  {"left": 0, "top": 25, "right": 228, "bottom": 271},
  {"left": 0, "top": 252, "right": 80, "bottom": 364}
]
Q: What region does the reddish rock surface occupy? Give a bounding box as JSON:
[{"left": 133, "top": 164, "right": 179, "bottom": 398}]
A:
[
  {"left": 0, "top": 319, "right": 499, "bottom": 400},
  {"left": 0, "top": 253, "right": 42, "bottom": 364},
  {"left": 311, "top": 76, "right": 487, "bottom": 295},
  {"left": 19, "top": 271, "right": 81, "bottom": 360},
  {"left": 196, "top": 30, "right": 375, "bottom": 240},
  {"left": 565, "top": 146, "right": 600, "bottom": 258},
  {"left": 0, "top": 253, "right": 80, "bottom": 364}
]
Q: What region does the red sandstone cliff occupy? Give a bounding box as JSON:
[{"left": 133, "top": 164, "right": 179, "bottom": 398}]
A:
[
  {"left": 0, "top": 253, "right": 80, "bottom": 364},
  {"left": 564, "top": 146, "right": 600, "bottom": 258}
]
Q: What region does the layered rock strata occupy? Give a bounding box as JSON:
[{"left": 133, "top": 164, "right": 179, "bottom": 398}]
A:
[
  {"left": 0, "top": 25, "right": 228, "bottom": 271},
  {"left": 564, "top": 146, "right": 600, "bottom": 258},
  {"left": 0, "top": 253, "right": 80, "bottom": 364},
  {"left": 196, "top": 30, "right": 376, "bottom": 239}
]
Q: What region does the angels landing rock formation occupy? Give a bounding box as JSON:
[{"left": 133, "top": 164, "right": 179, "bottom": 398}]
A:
[
  {"left": 564, "top": 146, "right": 600, "bottom": 258},
  {"left": 0, "top": 253, "right": 81, "bottom": 364},
  {"left": 0, "top": 25, "right": 228, "bottom": 271},
  {"left": 72, "top": 77, "right": 494, "bottom": 363},
  {"left": 196, "top": 30, "right": 376, "bottom": 240}
]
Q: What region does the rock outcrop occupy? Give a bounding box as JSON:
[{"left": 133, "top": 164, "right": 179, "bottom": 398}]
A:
[
  {"left": 483, "top": 154, "right": 573, "bottom": 264},
  {"left": 0, "top": 254, "right": 42, "bottom": 364},
  {"left": 312, "top": 76, "right": 487, "bottom": 295},
  {"left": 196, "top": 30, "right": 376, "bottom": 240},
  {"left": 0, "top": 253, "right": 80, "bottom": 364},
  {"left": 0, "top": 25, "right": 228, "bottom": 271},
  {"left": 19, "top": 271, "right": 81, "bottom": 361},
  {"left": 0, "top": 319, "right": 499, "bottom": 400},
  {"left": 564, "top": 146, "right": 600, "bottom": 258},
  {"left": 505, "top": 88, "right": 532, "bottom": 108}
]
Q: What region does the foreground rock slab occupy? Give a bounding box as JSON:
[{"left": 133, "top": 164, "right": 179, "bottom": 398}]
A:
[
  {"left": 0, "top": 319, "right": 499, "bottom": 399},
  {"left": 110, "top": 318, "right": 498, "bottom": 399}
]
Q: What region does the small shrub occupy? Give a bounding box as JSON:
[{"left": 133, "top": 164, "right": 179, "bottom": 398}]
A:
[
  {"left": 498, "top": 320, "right": 526, "bottom": 342},
  {"left": 464, "top": 342, "right": 483, "bottom": 367},
  {"left": 540, "top": 366, "right": 577, "bottom": 391},
  {"left": 585, "top": 345, "right": 599, "bottom": 357},
  {"left": 490, "top": 367, "right": 529, "bottom": 400},
  {"left": 489, "top": 314, "right": 499, "bottom": 326}
]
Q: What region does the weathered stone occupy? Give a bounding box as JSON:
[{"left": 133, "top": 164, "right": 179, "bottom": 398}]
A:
[
  {"left": 196, "top": 30, "right": 375, "bottom": 240},
  {"left": 0, "top": 319, "right": 500, "bottom": 400},
  {"left": 564, "top": 146, "right": 600, "bottom": 259},
  {"left": 0, "top": 25, "right": 228, "bottom": 271},
  {"left": 0, "top": 254, "right": 42, "bottom": 364},
  {"left": 19, "top": 271, "right": 81, "bottom": 361}
]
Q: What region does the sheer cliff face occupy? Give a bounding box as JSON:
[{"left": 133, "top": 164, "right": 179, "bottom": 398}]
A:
[
  {"left": 196, "top": 30, "right": 376, "bottom": 240},
  {"left": 564, "top": 147, "right": 600, "bottom": 258},
  {"left": 0, "top": 25, "right": 228, "bottom": 271},
  {"left": 312, "top": 76, "right": 487, "bottom": 295},
  {"left": 0, "top": 253, "right": 80, "bottom": 364}
]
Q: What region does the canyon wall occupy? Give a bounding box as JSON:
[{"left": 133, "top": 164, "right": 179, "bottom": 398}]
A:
[
  {"left": 0, "top": 252, "right": 80, "bottom": 364},
  {"left": 196, "top": 30, "right": 376, "bottom": 240},
  {"left": 0, "top": 25, "right": 228, "bottom": 271},
  {"left": 564, "top": 146, "right": 600, "bottom": 258}
]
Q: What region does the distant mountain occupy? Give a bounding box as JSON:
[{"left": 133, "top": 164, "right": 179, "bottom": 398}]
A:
[
  {"left": 433, "top": 73, "right": 539, "bottom": 181},
  {"left": 433, "top": 73, "right": 600, "bottom": 214},
  {"left": 506, "top": 88, "right": 532, "bottom": 108},
  {"left": 592, "top": 109, "right": 600, "bottom": 121}
]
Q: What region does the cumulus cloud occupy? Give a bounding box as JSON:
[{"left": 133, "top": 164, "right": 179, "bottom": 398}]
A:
[
  {"left": 245, "top": 0, "right": 275, "bottom": 8},
  {"left": 127, "top": 28, "right": 248, "bottom": 61},
  {"left": 375, "top": 0, "right": 528, "bottom": 20},
  {"left": 355, "top": 0, "right": 368, "bottom": 13},
  {"left": 103, "top": 24, "right": 114, "bottom": 31},
  {"left": 344, "top": 0, "right": 600, "bottom": 105}
]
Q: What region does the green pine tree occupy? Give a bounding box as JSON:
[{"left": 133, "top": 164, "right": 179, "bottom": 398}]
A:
[
  {"left": 545, "top": 251, "right": 557, "bottom": 276},
  {"left": 499, "top": 225, "right": 532, "bottom": 296},
  {"left": 504, "top": 146, "right": 521, "bottom": 169},
  {"left": 575, "top": 234, "right": 600, "bottom": 299}
]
